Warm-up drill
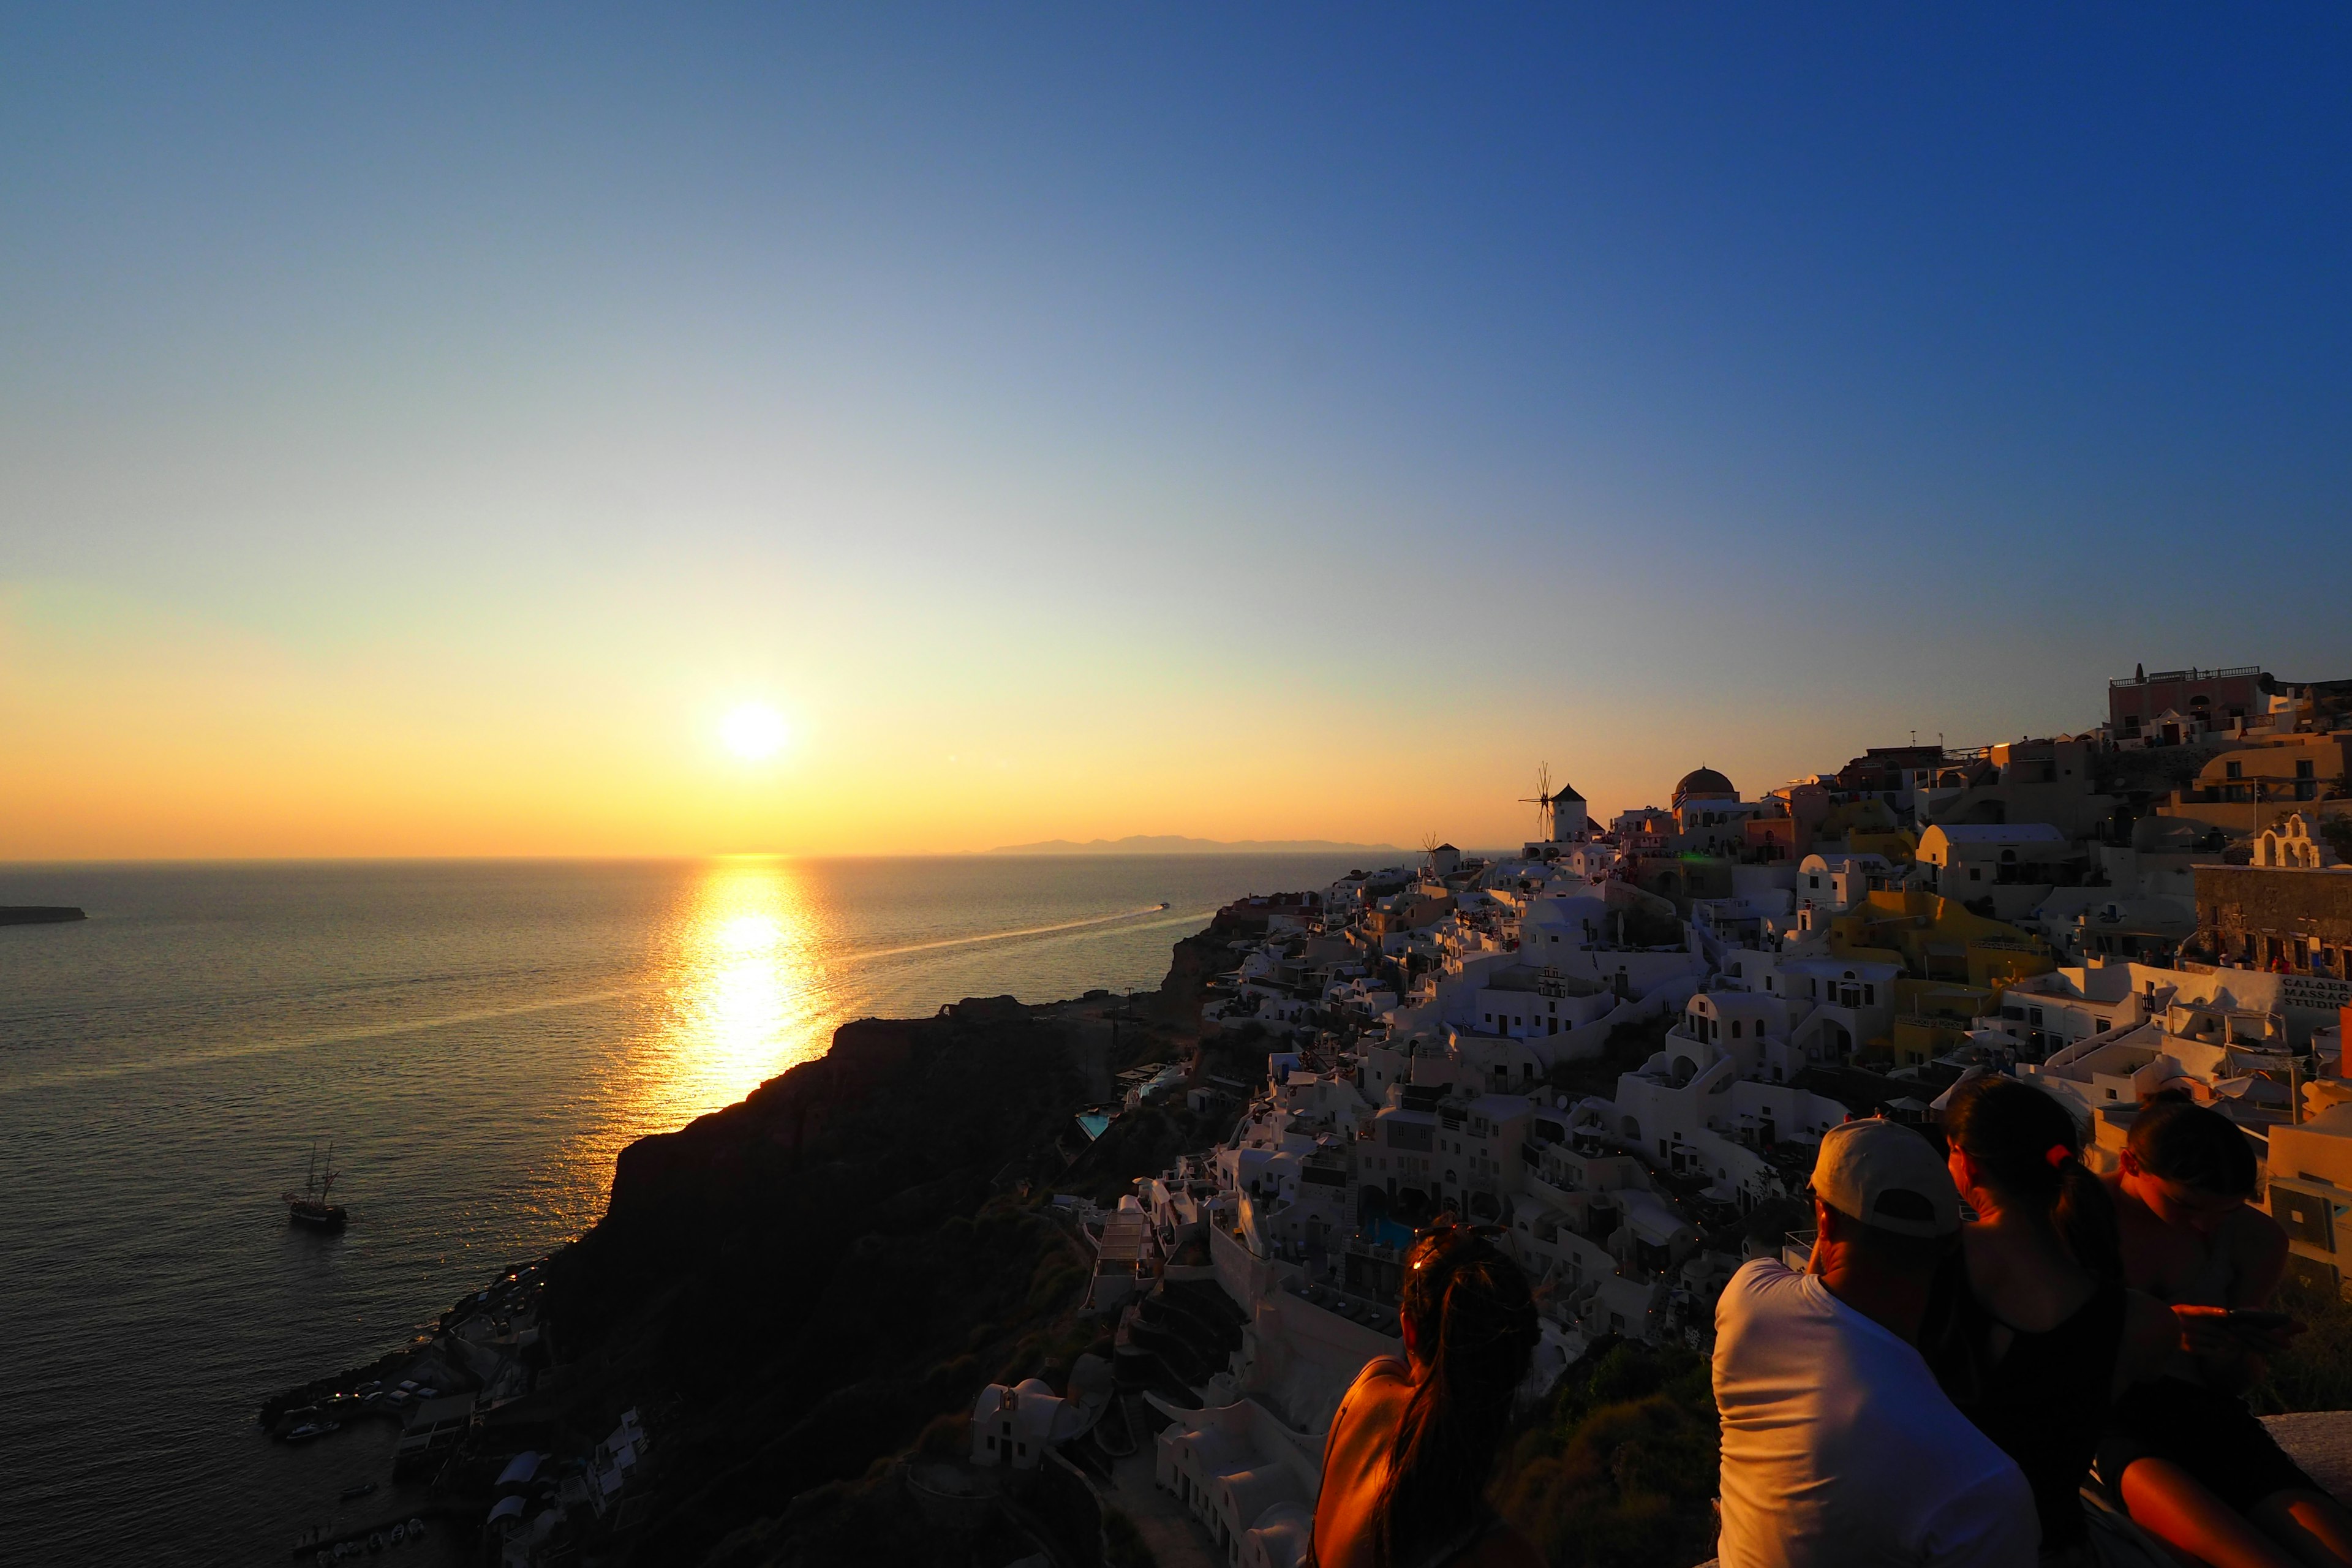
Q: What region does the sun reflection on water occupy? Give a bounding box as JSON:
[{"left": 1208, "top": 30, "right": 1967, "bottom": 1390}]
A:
[{"left": 613, "top": 858, "right": 843, "bottom": 1155}]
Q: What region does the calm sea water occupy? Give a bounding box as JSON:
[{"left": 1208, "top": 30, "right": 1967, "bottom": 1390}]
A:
[{"left": 0, "top": 855, "right": 1358, "bottom": 1564}]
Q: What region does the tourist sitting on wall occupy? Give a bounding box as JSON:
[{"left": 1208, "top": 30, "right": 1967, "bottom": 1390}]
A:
[
  {"left": 1921, "top": 1076, "right": 2180, "bottom": 1565},
  {"left": 2099, "top": 1095, "right": 2352, "bottom": 1568},
  {"left": 1311, "top": 1223, "right": 1542, "bottom": 1568},
  {"left": 1714, "top": 1117, "right": 2039, "bottom": 1567}
]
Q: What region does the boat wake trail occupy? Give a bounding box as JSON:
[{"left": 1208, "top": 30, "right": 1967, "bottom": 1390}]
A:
[
  {"left": 0, "top": 988, "right": 639, "bottom": 1095},
  {"left": 839, "top": 905, "right": 1202, "bottom": 966}
]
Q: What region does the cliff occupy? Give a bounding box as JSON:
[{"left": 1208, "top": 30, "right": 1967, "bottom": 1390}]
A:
[
  {"left": 534, "top": 1002, "right": 1086, "bottom": 1559},
  {"left": 529, "top": 908, "right": 1247, "bottom": 1566}
]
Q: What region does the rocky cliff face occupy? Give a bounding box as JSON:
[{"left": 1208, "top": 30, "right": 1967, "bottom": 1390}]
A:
[{"left": 535, "top": 993, "right": 1144, "bottom": 1563}]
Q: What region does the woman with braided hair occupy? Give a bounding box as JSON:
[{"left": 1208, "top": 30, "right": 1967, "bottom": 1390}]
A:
[{"left": 1310, "top": 1224, "right": 1543, "bottom": 1568}]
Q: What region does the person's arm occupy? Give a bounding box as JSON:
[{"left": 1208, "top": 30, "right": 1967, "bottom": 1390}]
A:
[
  {"left": 1311, "top": 1358, "right": 1411, "bottom": 1566},
  {"left": 1919, "top": 1464, "right": 2041, "bottom": 1568},
  {"left": 2176, "top": 1208, "right": 2297, "bottom": 1391}
]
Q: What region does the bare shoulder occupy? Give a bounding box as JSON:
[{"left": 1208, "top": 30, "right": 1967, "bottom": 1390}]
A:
[
  {"left": 1332, "top": 1355, "right": 1413, "bottom": 1438},
  {"left": 1347, "top": 1355, "right": 1412, "bottom": 1399}
]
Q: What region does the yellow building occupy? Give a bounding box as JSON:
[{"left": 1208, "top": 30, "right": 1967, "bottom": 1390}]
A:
[
  {"left": 1847, "top": 826, "right": 1919, "bottom": 866},
  {"left": 1821, "top": 892, "right": 2056, "bottom": 1067},
  {"left": 1888, "top": 979, "right": 1999, "bottom": 1066},
  {"left": 2159, "top": 733, "right": 2352, "bottom": 839}
]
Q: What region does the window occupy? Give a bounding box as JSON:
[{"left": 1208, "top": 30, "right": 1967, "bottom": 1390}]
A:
[
  {"left": 2276, "top": 1188, "right": 2334, "bottom": 1250},
  {"left": 2299, "top": 760, "right": 2317, "bottom": 779},
  {"left": 2226, "top": 761, "right": 2244, "bottom": 780},
  {"left": 1731, "top": 1020, "right": 1743, "bottom": 1038},
  {"left": 1863, "top": 984, "right": 1875, "bottom": 1005}
]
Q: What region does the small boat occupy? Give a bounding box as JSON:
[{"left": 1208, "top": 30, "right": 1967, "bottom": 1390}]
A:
[
  {"left": 339, "top": 1480, "right": 377, "bottom": 1501},
  {"left": 388, "top": 1523, "right": 405, "bottom": 1545},
  {"left": 368, "top": 1532, "right": 384, "bottom": 1553},
  {"left": 406, "top": 1518, "right": 424, "bottom": 1537},
  {"left": 284, "top": 1420, "right": 339, "bottom": 1442},
  {"left": 285, "top": 1141, "right": 349, "bottom": 1231},
  {"left": 1155, "top": 901, "right": 1170, "bottom": 910}
]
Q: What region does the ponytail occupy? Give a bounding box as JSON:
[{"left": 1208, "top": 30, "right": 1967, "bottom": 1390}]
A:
[
  {"left": 1944, "top": 1074, "right": 2122, "bottom": 1281},
  {"left": 1378, "top": 1231, "right": 1540, "bottom": 1568},
  {"left": 2054, "top": 1155, "right": 2122, "bottom": 1282}
]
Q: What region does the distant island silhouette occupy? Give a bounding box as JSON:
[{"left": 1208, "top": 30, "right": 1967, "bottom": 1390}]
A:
[{"left": 982, "top": 834, "right": 1403, "bottom": 855}]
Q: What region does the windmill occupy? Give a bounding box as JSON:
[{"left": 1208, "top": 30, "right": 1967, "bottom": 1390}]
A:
[{"left": 1519, "top": 763, "right": 1556, "bottom": 842}]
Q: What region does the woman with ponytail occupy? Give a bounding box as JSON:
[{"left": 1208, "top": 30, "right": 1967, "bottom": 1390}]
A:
[
  {"left": 1921, "top": 1074, "right": 2178, "bottom": 1563},
  {"left": 1311, "top": 1224, "right": 1542, "bottom": 1568}
]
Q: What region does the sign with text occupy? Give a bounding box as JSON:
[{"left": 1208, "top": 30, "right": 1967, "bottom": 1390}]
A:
[{"left": 2282, "top": 974, "right": 2352, "bottom": 1012}]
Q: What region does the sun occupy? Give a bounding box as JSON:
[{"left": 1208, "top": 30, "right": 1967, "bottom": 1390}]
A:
[{"left": 718, "top": 702, "right": 788, "bottom": 760}]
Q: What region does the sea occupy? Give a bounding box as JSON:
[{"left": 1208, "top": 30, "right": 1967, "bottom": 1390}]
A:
[{"left": 0, "top": 854, "right": 1363, "bottom": 1565}]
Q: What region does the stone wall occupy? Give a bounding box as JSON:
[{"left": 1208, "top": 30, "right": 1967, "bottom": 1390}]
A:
[{"left": 2196, "top": 866, "right": 2352, "bottom": 973}]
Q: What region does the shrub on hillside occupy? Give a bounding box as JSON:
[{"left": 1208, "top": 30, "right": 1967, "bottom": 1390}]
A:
[
  {"left": 2252, "top": 1272, "right": 2352, "bottom": 1415},
  {"left": 1493, "top": 1341, "right": 1720, "bottom": 1568}
]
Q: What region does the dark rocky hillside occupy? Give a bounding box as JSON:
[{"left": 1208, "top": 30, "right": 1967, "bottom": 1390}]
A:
[
  {"left": 537, "top": 998, "right": 1101, "bottom": 1563},
  {"left": 530, "top": 902, "right": 1272, "bottom": 1566}
]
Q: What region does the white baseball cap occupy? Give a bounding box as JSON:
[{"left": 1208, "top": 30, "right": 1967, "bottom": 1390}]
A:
[{"left": 1811, "top": 1118, "right": 1960, "bottom": 1238}]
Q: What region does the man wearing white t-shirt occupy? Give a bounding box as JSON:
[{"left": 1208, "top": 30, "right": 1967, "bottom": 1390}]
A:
[{"left": 1714, "top": 1118, "right": 2038, "bottom": 1567}]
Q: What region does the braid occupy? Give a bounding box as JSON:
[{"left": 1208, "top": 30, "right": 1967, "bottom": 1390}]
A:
[{"left": 1375, "top": 1232, "right": 1539, "bottom": 1567}]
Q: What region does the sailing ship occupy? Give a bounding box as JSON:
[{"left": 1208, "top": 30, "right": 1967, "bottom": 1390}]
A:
[{"left": 284, "top": 1141, "right": 348, "bottom": 1231}]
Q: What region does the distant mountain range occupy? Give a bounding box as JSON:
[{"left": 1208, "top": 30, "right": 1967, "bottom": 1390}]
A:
[{"left": 983, "top": 834, "right": 1405, "bottom": 856}]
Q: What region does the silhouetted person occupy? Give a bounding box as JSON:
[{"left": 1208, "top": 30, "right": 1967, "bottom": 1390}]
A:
[
  {"left": 2100, "top": 1095, "right": 2352, "bottom": 1568},
  {"left": 1715, "top": 1117, "right": 2038, "bottom": 1566},
  {"left": 1312, "top": 1224, "right": 1542, "bottom": 1568},
  {"left": 1922, "top": 1075, "right": 2177, "bottom": 1564}
]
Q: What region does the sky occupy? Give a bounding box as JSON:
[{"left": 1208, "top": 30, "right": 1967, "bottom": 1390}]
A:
[{"left": 4, "top": 6, "right": 2349, "bottom": 859}]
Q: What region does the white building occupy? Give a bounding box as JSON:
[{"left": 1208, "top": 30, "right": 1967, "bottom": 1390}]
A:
[
  {"left": 1155, "top": 1398, "right": 1321, "bottom": 1568},
  {"left": 1795, "top": 852, "right": 1894, "bottom": 914},
  {"left": 970, "top": 1378, "right": 1085, "bottom": 1469},
  {"left": 1917, "top": 822, "right": 2075, "bottom": 896}
]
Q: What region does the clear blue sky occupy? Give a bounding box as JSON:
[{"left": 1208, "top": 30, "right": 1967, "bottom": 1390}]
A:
[{"left": 4, "top": 7, "right": 2348, "bottom": 856}]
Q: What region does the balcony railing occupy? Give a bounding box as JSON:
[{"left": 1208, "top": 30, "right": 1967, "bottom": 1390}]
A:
[{"left": 2112, "top": 665, "right": 2261, "bottom": 688}]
